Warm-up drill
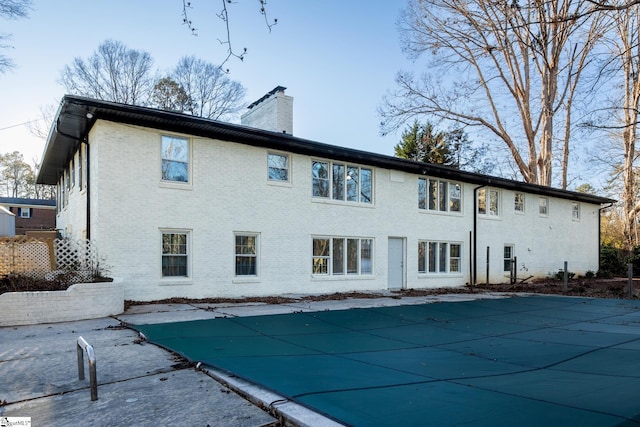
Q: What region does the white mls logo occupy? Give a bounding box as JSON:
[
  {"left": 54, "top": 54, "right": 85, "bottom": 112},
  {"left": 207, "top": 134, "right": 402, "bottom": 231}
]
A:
[{"left": 0, "top": 417, "right": 31, "bottom": 427}]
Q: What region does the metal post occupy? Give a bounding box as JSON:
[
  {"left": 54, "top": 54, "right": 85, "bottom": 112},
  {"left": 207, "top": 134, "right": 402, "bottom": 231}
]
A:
[
  {"left": 77, "top": 336, "right": 98, "bottom": 401},
  {"left": 511, "top": 256, "right": 517, "bottom": 285},
  {"left": 563, "top": 261, "right": 568, "bottom": 292},
  {"left": 469, "top": 231, "right": 473, "bottom": 291},
  {"left": 628, "top": 263, "right": 633, "bottom": 298},
  {"left": 486, "top": 246, "right": 490, "bottom": 285}
]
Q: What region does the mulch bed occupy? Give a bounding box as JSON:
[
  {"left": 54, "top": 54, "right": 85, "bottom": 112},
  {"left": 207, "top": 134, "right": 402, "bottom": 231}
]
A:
[
  {"left": 123, "top": 278, "right": 639, "bottom": 310},
  {"left": 0, "top": 274, "right": 112, "bottom": 295},
  {"left": 3, "top": 273, "right": 636, "bottom": 306}
]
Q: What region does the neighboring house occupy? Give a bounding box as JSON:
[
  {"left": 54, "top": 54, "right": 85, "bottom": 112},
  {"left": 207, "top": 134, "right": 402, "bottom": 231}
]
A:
[
  {"left": 37, "top": 90, "right": 615, "bottom": 301},
  {"left": 0, "top": 197, "right": 56, "bottom": 235}
]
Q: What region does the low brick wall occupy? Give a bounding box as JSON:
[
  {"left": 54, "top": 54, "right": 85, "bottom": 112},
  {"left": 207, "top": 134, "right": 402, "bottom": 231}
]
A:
[{"left": 0, "top": 279, "right": 124, "bottom": 327}]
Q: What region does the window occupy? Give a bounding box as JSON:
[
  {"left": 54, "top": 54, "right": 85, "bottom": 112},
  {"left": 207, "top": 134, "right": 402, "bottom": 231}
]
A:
[
  {"left": 312, "top": 237, "right": 373, "bottom": 276},
  {"left": 64, "top": 169, "right": 69, "bottom": 207},
  {"left": 81, "top": 144, "right": 87, "bottom": 190},
  {"left": 539, "top": 197, "right": 549, "bottom": 216},
  {"left": 312, "top": 161, "right": 372, "bottom": 204},
  {"left": 418, "top": 178, "right": 461, "bottom": 212},
  {"left": 478, "top": 188, "right": 499, "bottom": 216},
  {"left": 78, "top": 147, "right": 83, "bottom": 191},
  {"left": 312, "top": 161, "right": 329, "bottom": 197},
  {"left": 504, "top": 245, "right": 514, "bottom": 272},
  {"left": 572, "top": 202, "right": 580, "bottom": 220},
  {"left": 514, "top": 193, "right": 525, "bottom": 212},
  {"left": 162, "top": 232, "right": 188, "bottom": 277},
  {"left": 267, "top": 152, "right": 290, "bottom": 182},
  {"left": 418, "top": 241, "right": 462, "bottom": 274},
  {"left": 235, "top": 234, "right": 258, "bottom": 276},
  {"left": 161, "top": 135, "right": 189, "bottom": 183},
  {"left": 70, "top": 157, "right": 75, "bottom": 188},
  {"left": 19, "top": 208, "right": 31, "bottom": 218},
  {"left": 313, "top": 238, "right": 330, "bottom": 274}
]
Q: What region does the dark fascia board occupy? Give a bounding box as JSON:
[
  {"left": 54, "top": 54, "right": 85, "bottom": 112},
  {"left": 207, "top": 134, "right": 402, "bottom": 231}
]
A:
[
  {"left": 0, "top": 197, "right": 56, "bottom": 207},
  {"left": 37, "top": 95, "right": 616, "bottom": 206}
]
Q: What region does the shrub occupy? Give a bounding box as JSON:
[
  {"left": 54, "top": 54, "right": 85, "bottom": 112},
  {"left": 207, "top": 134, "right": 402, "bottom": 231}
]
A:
[
  {"left": 626, "top": 246, "right": 640, "bottom": 276},
  {"left": 552, "top": 270, "right": 575, "bottom": 281},
  {"left": 600, "top": 245, "right": 626, "bottom": 276},
  {"left": 596, "top": 269, "right": 613, "bottom": 279}
]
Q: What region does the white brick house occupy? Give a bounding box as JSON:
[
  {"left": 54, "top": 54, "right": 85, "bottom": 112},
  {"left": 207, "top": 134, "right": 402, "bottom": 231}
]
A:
[{"left": 37, "top": 92, "right": 614, "bottom": 301}]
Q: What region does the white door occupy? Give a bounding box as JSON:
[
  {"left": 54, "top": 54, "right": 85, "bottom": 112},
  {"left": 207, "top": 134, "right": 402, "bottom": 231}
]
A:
[{"left": 388, "top": 237, "right": 405, "bottom": 290}]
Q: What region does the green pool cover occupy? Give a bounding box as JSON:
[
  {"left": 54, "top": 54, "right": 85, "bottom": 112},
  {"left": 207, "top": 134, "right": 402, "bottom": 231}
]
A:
[{"left": 133, "top": 296, "right": 640, "bottom": 426}]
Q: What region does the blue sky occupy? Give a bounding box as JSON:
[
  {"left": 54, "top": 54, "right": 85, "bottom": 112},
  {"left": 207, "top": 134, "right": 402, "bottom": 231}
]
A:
[{"left": 0, "top": 1, "right": 413, "bottom": 165}]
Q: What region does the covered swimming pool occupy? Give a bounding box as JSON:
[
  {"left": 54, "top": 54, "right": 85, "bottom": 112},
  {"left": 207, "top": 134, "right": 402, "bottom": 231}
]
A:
[{"left": 134, "top": 295, "right": 640, "bottom": 426}]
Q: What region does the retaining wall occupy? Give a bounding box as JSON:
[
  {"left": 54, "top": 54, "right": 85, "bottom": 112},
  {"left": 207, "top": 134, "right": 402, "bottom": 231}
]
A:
[{"left": 0, "top": 279, "right": 124, "bottom": 327}]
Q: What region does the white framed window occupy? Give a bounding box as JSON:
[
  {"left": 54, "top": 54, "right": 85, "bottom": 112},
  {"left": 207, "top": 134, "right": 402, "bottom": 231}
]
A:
[
  {"left": 70, "top": 157, "right": 75, "bottom": 188},
  {"left": 312, "top": 237, "right": 373, "bottom": 276},
  {"left": 235, "top": 233, "right": 259, "bottom": 276},
  {"left": 418, "top": 178, "right": 461, "bottom": 213},
  {"left": 478, "top": 188, "right": 499, "bottom": 216},
  {"left": 161, "top": 135, "right": 190, "bottom": 183},
  {"left": 572, "top": 202, "right": 580, "bottom": 221},
  {"left": 19, "top": 208, "right": 31, "bottom": 218},
  {"left": 56, "top": 184, "right": 61, "bottom": 213},
  {"left": 514, "top": 193, "right": 525, "bottom": 213},
  {"left": 81, "top": 144, "right": 87, "bottom": 190},
  {"left": 539, "top": 197, "right": 549, "bottom": 216},
  {"left": 312, "top": 160, "right": 373, "bottom": 204},
  {"left": 267, "top": 152, "right": 290, "bottom": 182},
  {"left": 161, "top": 231, "right": 189, "bottom": 277},
  {"left": 77, "top": 147, "right": 83, "bottom": 191},
  {"left": 504, "top": 245, "right": 514, "bottom": 272},
  {"left": 418, "top": 241, "right": 462, "bottom": 274},
  {"left": 64, "top": 169, "right": 69, "bottom": 208}
]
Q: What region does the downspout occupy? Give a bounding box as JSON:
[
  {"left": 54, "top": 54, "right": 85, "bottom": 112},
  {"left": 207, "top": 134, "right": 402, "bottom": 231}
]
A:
[
  {"left": 83, "top": 139, "right": 90, "bottom": 240},
  {"left": 472, "top": 185, "right": 486, "bottom": 286},
  {"left": 598, "top": 202, "right": 614, "bottom": 271}
]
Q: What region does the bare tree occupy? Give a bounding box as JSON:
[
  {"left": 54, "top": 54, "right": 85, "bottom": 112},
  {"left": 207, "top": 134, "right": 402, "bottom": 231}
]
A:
[
  {"left": 0, "top": 0, "right": 31, "bottom": 74},
  {"left": 28, "top": 159, "right": 55, "bottom": 199},
  {"left": 596, "top": 3, "right": 640, "bottom": 248},
  {"left": 615, "top": 5, "right": 640, "bottom": 249},
  {"left": 60, "top": 40, "right": 154, "bottom": 105},
  {"left": 181, "top": 0, "right": 277, "bottom": 71},
  {"left": 171, "top": 55, "right": 246, "bottom": 120},
  {"left": 380, "top": 0, "right": 608, "bottom": 188},
  {"left": 27, "top": 103, "right": 56, "bottom": 139}
]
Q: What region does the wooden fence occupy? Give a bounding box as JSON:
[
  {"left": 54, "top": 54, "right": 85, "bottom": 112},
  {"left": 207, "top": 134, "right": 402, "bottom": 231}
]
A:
[{"left": 0, "top": 236, "right": 99, "bottom": 281}]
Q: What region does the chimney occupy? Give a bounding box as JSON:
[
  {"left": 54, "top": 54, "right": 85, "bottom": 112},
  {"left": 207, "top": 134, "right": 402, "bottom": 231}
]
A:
[{"left": 241, "top": 86, "right": 293, "bottom": 135}]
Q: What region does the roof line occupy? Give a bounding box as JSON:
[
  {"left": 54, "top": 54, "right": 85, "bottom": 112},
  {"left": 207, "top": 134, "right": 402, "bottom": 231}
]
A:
[{"left": 37, "top": 95, "right": 616, "bottom": 206}]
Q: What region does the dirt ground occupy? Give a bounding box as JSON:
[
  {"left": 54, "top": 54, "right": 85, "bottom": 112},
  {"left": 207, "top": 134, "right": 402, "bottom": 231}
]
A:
[
  {"left": 3, "top": 273, "right": 637, "bottom": 306},
  {"left": 123, "top": 278, "right": 640, "bottom": 309},
  {"left": 472, "top": 278, "right": 640, "bottom": 299}
]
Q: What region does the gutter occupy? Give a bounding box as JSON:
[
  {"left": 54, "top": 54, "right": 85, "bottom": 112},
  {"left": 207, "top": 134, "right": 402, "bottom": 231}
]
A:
[
  {"left": 83, "top": 139, "right": 91, "bottom": 240},
  {"left": 472, "top": 185, "right": 486, "bottom": 286},
  {"left": 598, "top": 202, "right": 615, "bottom": 271}
]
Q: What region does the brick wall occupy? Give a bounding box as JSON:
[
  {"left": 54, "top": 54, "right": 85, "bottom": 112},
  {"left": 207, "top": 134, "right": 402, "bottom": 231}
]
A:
[
  {"left": 55, "top": 120, "right": 602, "bottom": 301},
  {"left": 9, "top": 207, "right": 56, "bottom": 235},
  {"left": 0, "top": 279, "right": 124, "bottom": 326}
]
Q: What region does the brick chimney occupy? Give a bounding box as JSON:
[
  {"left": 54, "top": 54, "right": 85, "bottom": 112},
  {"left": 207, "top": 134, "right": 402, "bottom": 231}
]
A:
[{"left": 241, "top": 86, "right": 293, "bottom": 135}]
